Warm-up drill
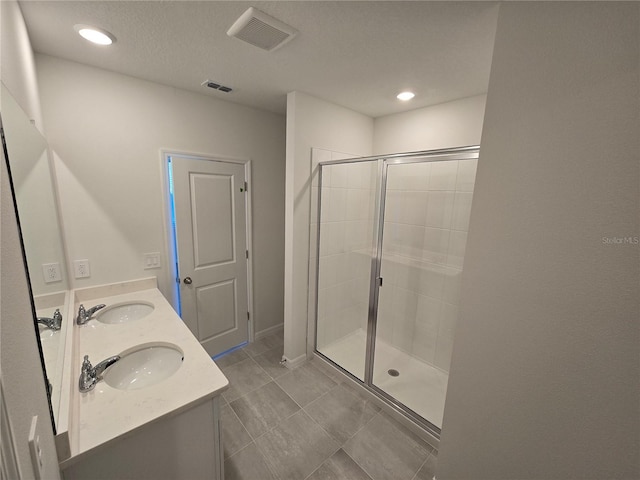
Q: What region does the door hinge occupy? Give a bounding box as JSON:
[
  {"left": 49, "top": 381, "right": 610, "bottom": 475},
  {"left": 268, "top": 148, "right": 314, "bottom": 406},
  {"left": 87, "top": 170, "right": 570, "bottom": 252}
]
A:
[
  {"left": 247, "top": 312, "right": 250, "bottom": 320},
  {"left": 240, "top": 181, "right": 248, "bottom": 193},
  {"left": 378, "top": 277, "right": 383, "bottom": 287},
  {"left": 245, "top": 250, "right": 249, "bottom": 259}
]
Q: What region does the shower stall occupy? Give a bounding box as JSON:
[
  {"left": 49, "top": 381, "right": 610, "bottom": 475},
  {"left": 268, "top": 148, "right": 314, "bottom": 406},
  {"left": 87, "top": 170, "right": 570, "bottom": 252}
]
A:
[{"left": 314, "top": 146, "right": 479, "bottom": 436}]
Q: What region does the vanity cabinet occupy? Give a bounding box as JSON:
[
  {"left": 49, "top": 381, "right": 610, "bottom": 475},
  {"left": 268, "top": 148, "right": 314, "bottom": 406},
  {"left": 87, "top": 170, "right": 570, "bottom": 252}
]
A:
[
  {"left": 61, "top": 398, "right": 223, "bottom": 480},
  {"left": 56, "top": 278, "right": 228, "bottom": 480}
]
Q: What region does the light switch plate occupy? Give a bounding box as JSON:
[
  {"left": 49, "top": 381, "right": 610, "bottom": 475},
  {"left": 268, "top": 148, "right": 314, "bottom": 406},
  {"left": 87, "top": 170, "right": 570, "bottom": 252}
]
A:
[
  {"left": 143, "top": 252, "right": 161, "bottom": 270},
  {"left": 28, "top": 415, "right": 43, "bottom": 480}
]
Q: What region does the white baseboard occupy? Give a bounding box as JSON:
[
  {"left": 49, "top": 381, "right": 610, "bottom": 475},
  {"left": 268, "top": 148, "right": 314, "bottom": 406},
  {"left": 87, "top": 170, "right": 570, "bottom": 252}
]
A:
[
  {"left": 281, "top": 353, "right": 306, "bottom": 370},
  {"left": 254, "top": 322, "right": 284, "bottom": 340}
]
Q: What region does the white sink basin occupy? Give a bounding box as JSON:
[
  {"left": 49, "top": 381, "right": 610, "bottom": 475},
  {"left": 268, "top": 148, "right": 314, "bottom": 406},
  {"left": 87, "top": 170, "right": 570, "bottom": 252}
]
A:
[
  {"left": 38, "top": 324, "right": 59, "bottom": 339},
  {"left": 103, "top": 344, "right": 183, "bottom": 391},
  {"left": 96, "top": 301, "right": 154, "bottom": 324}
]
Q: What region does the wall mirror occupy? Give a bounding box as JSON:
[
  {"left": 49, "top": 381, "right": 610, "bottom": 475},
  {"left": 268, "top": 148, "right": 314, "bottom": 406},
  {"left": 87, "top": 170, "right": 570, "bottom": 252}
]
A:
[{"left": 1, "top": 83, "right": 69, "bottom": 432}]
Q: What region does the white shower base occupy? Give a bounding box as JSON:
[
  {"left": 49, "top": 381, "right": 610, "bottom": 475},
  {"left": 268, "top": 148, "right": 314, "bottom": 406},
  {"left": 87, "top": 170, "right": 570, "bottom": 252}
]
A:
[{"left": 318, "top": 329, "right": 449, "bottom": 428}]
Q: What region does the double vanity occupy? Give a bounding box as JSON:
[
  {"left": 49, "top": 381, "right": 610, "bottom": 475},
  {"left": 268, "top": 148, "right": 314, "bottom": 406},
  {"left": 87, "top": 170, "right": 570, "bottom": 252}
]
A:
[{"left": 36, "top": 277, "right": 228, "bottom": 480}]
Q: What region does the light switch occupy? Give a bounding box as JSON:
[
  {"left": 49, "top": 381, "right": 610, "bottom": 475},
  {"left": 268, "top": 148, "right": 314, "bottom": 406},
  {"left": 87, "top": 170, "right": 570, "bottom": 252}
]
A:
[
  {"left": 143, "top": 252, "right": 161, "bottom": 269},
  {"left": 28, "top": 415, "right": 43, "bottom": 480}
]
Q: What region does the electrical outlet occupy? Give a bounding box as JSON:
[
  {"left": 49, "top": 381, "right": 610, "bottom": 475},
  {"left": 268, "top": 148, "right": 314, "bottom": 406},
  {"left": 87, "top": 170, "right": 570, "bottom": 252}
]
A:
[
  {"left": 28, "top": 415, "right": 43, "bottom": 480},
  {"left": 143, "top": 252, "right": 161, "bottom": 270},
  {"left": 41, "top": 263, "right": 62, "bottom": 283},
  {"left": 73, "top": 259, "right": 91, "bottom": 279}
]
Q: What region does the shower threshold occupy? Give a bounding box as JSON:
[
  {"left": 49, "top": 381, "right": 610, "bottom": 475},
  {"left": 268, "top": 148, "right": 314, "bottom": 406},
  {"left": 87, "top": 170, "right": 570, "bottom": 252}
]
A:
[{"left": 317, "top": 329, "right": 449, "bottom": 430}]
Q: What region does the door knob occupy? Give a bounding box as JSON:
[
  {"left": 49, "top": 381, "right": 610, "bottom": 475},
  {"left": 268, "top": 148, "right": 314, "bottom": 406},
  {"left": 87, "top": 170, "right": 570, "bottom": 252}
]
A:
[{"left": 183, "top": 277, "right": 192, "bottom": 285}]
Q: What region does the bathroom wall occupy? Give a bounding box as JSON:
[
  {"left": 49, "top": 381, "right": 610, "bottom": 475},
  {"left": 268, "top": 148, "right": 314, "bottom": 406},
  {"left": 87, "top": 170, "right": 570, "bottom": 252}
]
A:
[
  {"left": 1, "top": 84, "right": 68, "bottom": 296},
  {"left": 284, "top": 91, "right": 373, "bottom": 364},
  {"left": 0, "top": 2, "right": 60, "bottom": 477},
  {"left": 438, "top": 3, "right": 640, "bottom": 479},
  {"left": 36, "top": 54, "right": 286, "bottom": 336},
  {"left": 0, "top": 0, "right": 44, "bottom": 132},
  {"left": 377, "top": 157, "right": 477, "bottom": 372},
  {"left": 373, "top": 95, "right": 486, "bottom": 155}
]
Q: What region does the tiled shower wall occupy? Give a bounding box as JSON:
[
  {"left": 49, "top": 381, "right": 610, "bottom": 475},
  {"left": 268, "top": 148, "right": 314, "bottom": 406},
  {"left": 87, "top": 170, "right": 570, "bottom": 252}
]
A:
[{"left": 376, "top": 159, "right": 477, "bottom": 372}]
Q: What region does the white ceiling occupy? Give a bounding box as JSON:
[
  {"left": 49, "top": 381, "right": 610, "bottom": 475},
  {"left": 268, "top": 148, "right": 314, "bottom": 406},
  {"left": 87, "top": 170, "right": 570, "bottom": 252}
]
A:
[{"left": 19, "top": 1, "right": 499, "bottom": 118}]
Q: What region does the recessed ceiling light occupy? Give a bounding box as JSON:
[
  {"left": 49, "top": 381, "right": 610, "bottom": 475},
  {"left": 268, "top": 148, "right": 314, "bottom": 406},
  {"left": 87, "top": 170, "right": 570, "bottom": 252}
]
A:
[
  {"left": 397, "top": 91, "right": 415, "bottom": 101},
  {"left": 74, "top": 24, "right": 116, "bottom": 46}
]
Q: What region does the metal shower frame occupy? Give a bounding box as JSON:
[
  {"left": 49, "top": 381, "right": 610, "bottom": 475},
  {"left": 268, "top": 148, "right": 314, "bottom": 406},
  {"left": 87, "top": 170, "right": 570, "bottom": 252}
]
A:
[{"left": 313, "top": 145, "right": 480, "bottom": 439}]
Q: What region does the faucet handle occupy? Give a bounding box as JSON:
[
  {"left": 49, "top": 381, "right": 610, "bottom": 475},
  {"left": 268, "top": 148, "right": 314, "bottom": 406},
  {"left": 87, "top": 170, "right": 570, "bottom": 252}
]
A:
[
  {"left": 76, "top": 304, "right": 87, "bottom": 324},
  {"left": 52, "top": 308, "right": 63, "bottom": 329},
  {"left": 81, "top": 355, "right": 93, "bottom": 372},
  {"left": 79, "top": 355, "right": 97, "bottom": 392}
]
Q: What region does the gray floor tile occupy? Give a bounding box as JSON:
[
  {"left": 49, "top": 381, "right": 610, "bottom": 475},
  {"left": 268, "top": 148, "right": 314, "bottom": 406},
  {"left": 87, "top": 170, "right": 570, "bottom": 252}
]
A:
[
  {"left": 253, "top": 346, "right": 288, "bottom": 379},
  {"left": 304, "top": 383, "right": 380, "bottom": 444},
  {"left": 413, "top": 454, "right": 437, "bottom": 480},
  {"left": 307, "top": 449, "right": 373, "bottom": 480},
  {"left": 276, "top": 362, "right": 337, "bottom": 407},
  {"left": 309, "top": 356, "right": 349, "bottom": 384},
  {"left": 344, "top": 413, "right": 432, "bottom": 480},
  {"left": 215, "top": 348, "right": 250, "bottom": 369},
  {"left": 378, "top": 412, "right": 436, "bottom": 456},
  {"left": 255, "top": 410, "right": 339, "bottom": 480},
  {"left": 243, "top": 332, "right": 284, "bottom": 358},
  {"left": 221, "top": 357, "right": 271, "bottom": 403},
  {"left": 230, "top": 381, "right": 300, "bottom": 438},
  {"left": 225, "top": 442, "right": 277, "bottom": 480},
  {"left": 221, "top": 404, "right": 252, "bottom": 459},
  {"left": 337, "top": 378, "right": 378, "bottom": 402}
]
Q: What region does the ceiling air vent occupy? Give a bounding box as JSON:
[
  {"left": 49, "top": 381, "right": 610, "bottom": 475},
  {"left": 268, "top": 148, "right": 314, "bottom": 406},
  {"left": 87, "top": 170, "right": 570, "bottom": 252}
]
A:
[
  {"left": 227, "top": 7, "right": 298, "bottom": 52},
  {"left": 202, "top": 80, "right": 233, "bottom": 93}
]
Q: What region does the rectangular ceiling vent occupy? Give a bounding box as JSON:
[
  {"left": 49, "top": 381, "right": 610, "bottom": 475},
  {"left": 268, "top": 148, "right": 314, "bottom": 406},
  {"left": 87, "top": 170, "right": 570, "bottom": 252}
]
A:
[
  {"left": 227, "top": 7, "right": 298, "bottom": 52},
  {"left": 202, "top": 80, "right": 233, "bottom": 93}
]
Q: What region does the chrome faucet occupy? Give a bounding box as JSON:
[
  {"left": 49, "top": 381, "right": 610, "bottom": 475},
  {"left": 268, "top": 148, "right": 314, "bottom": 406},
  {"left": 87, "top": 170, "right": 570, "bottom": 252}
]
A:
[
  {"left": 78, "top": 354, "right": 120, "bottom": 392},
  {"left": 76, "top": 304, "right": 106, "bottom": 325},
  {"left": 37, "top": 308, "right": 63, "bottom": 330}
]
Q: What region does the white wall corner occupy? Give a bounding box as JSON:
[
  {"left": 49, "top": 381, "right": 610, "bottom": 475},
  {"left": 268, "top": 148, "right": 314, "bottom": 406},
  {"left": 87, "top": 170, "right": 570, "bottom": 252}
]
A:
[
  {"left": 281, "top": 353, "right": 307, "bottom": 370},
  {"left": 283, "top": 91, "right": 373, "bottom": 367}
]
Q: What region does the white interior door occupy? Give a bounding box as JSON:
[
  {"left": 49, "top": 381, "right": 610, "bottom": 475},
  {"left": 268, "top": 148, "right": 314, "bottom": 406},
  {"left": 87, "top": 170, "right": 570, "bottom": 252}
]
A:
[{"left": 171, "top": 155, "right": 249, "bottom": 357}]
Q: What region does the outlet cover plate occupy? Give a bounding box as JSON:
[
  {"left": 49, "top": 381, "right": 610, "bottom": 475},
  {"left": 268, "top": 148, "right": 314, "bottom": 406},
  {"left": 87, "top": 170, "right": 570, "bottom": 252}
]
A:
[
  {"left": 42, "top": 263, "right": 62, "bottom": 283},
  {"left": 73, "top": 259, "right": 91, "bottom": 279}
]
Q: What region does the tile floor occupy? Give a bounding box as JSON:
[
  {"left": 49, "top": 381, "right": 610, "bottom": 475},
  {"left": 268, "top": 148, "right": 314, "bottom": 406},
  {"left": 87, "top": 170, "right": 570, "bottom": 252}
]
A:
[
  {"left": 319, "top": 328, "right": 449, "bottom": 428},
  {"left": 217, "top": 332, "right": 438, "bottom": 480}
]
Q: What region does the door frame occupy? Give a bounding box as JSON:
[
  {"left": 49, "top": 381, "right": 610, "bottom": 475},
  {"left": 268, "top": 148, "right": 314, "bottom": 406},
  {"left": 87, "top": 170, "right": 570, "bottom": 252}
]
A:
[{"left": 160, "top": 150, "right": 255, "bottom": 344}]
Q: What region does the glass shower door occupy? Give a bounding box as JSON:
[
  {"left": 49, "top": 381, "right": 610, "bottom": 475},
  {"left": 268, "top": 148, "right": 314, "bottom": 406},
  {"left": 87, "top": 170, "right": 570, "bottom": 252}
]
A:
[
  {"left": 372, "top": 157, "right": 477, "bottom": 429},
  {"left": 315, "top": 160, "right": 378, "bottom": 381}
]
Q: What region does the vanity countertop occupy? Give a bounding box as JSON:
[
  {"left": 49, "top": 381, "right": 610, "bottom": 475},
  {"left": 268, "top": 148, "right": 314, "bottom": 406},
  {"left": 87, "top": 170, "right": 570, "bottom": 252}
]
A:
[{"left": 60, "top": 278, "right": 228, "bottom": 468}]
